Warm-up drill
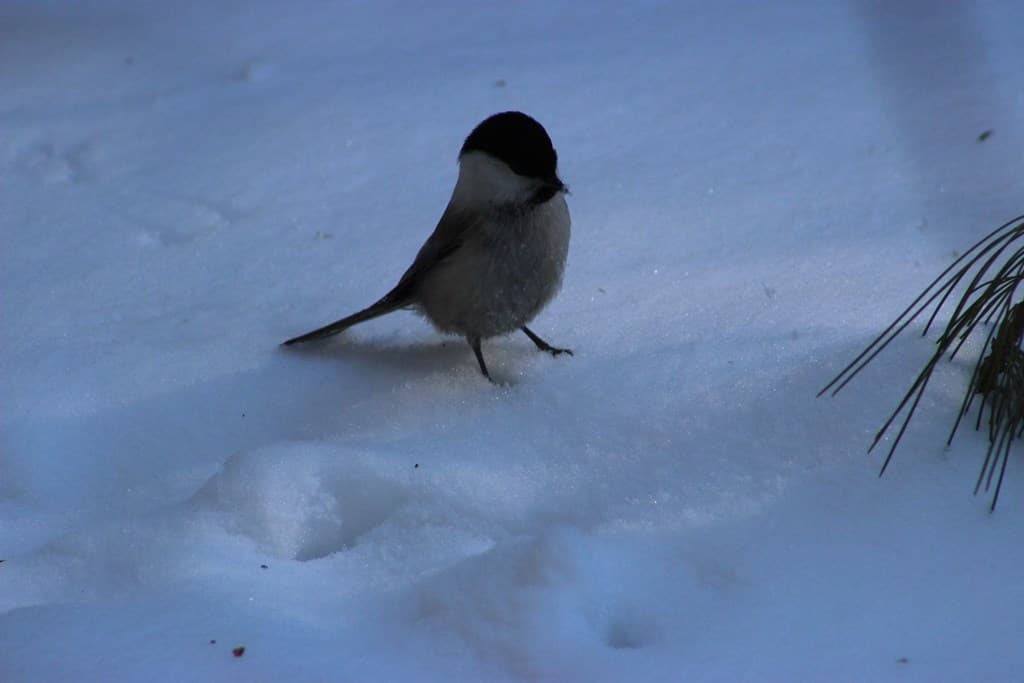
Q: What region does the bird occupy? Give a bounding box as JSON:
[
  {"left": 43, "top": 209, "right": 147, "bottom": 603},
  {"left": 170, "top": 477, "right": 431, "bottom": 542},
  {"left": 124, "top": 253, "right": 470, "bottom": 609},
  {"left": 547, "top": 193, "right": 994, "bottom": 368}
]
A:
[{"left": 282, "top": 111, "right": 572, "bottom": 381}]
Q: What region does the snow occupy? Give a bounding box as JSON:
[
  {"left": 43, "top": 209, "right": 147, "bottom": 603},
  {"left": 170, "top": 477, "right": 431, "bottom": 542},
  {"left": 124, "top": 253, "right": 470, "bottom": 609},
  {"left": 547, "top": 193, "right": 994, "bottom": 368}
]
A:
[{"left": 2, "top": 1, "right": 1024, "bottom": 680}]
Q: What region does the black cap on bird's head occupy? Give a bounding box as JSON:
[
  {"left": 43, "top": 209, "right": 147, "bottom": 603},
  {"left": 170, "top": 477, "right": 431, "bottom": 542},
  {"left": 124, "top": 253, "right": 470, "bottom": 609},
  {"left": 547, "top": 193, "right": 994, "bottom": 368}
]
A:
[{"left": 460, "top": 112, "right": 564, "bottom": 197}]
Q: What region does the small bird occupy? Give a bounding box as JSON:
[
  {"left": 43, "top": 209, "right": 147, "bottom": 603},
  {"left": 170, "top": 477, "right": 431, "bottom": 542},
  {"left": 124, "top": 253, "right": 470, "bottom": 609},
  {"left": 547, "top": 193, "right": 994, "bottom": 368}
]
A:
[{"left": 282, "top": 111, "right": 572, "bottom": 380}]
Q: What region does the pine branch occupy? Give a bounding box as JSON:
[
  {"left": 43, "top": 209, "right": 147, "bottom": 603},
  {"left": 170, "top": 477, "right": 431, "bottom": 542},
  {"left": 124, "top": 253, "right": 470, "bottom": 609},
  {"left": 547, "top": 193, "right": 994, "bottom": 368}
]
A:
[{"left": 822, "top": 215, "right": 1024, "bottom": 510}]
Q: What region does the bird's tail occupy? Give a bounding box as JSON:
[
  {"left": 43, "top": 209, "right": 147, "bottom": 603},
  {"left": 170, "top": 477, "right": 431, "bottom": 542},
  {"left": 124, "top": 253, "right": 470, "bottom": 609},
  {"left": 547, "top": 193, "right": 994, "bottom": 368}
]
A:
[{"left": 281, "top": 293, "right": 406, "bottom": 346}]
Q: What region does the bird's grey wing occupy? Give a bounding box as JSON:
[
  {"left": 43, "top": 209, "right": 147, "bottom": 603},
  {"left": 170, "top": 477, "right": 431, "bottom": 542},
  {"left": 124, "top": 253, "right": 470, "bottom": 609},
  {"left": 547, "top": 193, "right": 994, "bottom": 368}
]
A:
[{"left": 387, "top": 200, "right": 481, "bottom": 301}]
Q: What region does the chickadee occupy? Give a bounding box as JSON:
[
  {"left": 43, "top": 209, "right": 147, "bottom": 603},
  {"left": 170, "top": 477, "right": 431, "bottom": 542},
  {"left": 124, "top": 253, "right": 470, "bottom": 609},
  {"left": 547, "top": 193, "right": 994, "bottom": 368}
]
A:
[{"left": 282, "top": 111, "right": 572, "bottom": 380}]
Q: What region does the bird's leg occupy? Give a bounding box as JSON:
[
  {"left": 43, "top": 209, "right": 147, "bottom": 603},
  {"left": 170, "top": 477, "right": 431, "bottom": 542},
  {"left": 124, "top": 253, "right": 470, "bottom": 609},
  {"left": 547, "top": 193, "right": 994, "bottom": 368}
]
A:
[
  {"left": 468, "top": 336, "right": 494, "bottom": 381},
  {"left": 521, "top": 326, "right": 573, "bottom": 356}
]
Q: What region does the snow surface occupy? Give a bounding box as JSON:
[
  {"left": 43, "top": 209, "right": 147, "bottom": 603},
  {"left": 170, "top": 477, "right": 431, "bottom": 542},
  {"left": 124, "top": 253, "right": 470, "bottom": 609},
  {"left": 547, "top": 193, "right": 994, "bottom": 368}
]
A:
[{"left": 3, "top": 1, "right": 1024, "bottom": 680}]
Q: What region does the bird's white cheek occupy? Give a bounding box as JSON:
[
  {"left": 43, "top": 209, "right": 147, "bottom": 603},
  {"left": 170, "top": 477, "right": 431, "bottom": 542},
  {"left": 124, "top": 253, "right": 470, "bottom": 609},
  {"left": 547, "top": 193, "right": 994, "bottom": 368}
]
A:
[{"left": 454, "top": 151, "right": 537, "bottom": 206}]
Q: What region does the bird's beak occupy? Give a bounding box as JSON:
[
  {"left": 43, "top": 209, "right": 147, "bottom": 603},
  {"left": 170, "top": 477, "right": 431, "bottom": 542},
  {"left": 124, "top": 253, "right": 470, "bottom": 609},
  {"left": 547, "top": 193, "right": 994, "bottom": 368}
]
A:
[
  {"left": 545, "top": 174, "right": 568, "bottom": 195},
  {"left": 531, "top": 173, "right": 568, "bottom": 204}
]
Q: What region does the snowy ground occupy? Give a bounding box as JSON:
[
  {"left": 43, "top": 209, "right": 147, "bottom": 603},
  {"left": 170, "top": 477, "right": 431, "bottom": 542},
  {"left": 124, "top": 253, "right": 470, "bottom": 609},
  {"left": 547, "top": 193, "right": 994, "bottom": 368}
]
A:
[{"left": 3, "top": 1, "right": 1024, "bottom": 680}]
